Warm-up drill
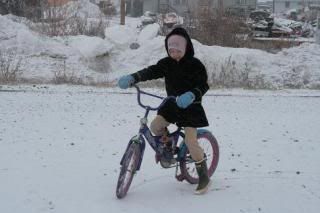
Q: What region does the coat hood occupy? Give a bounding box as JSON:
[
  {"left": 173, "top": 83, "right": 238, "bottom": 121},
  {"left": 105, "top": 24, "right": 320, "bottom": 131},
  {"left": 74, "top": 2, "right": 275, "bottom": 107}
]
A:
[{"left": 165, "top": 27, "right": 194, "bottom": 59}]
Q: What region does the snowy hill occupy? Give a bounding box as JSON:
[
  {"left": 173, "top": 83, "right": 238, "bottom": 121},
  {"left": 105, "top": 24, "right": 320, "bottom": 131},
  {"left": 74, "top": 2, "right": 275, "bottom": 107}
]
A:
[{"left": 0, "top": 14, "right": 320, "bottom": 88}]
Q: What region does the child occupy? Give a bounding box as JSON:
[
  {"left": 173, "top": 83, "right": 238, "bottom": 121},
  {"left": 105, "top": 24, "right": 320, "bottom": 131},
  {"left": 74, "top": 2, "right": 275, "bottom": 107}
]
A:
[{"left": 118, "top": 27, "right": 210, "bottom": 194}]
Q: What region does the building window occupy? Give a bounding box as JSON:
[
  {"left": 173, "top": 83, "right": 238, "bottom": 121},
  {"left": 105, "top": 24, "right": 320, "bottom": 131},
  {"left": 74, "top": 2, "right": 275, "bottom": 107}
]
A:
[
  {"left": 239, "top": 0, "right": 247, "bottom": 5},
  {"left": 285, "top": 1, "right": 290, "bottom": 8},
  {"left": 173, "top": 0, "right": 180, "bottom": 5},
  {"left": 199, "top": 0, "right": 209, "bottom": 6}
]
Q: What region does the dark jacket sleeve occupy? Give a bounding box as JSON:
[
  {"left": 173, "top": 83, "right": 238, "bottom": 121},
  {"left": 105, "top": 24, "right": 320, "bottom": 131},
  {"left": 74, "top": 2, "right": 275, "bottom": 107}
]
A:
[
  {"left": 131, "top": 59, "right": 166, "bottom": 83},
  {"left": 190, "top": 59, "right": 209, "bottom": 102}
]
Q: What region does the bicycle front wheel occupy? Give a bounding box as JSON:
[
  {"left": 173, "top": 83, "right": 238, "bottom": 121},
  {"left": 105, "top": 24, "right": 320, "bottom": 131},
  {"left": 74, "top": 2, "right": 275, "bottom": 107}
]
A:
[
  {"left": 180, "top": 132, "right": 219, "bottom": 184},
  {"left": 116, "top": 143, "right": 141, "bottom": 199}
]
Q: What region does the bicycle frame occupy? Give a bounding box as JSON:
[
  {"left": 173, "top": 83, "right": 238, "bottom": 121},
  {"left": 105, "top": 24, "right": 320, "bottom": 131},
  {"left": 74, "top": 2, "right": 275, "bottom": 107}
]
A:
[
  {"left": 116, "top": 85, "right": 220, "bottom": 198},
  {"left": 120, "top": 85, "right": 187, "bottom": 170}
]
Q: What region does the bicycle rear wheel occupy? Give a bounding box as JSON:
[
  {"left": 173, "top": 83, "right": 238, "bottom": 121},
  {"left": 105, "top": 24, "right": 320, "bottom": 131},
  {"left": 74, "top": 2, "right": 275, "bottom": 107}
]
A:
[
  {"left": 180, "top": 132, "right": 219, "bottom": 184},
  {"left": 116, "top": 143, "right": 141, "bottom": 199}
]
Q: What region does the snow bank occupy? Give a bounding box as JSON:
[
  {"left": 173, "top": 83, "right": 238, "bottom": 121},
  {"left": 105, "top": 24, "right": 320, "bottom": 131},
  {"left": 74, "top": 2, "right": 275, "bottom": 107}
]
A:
[
  {"left": 105, "top": 25, "right": 137, "bottom": 46},
  {"left": 1, "top": 14, "right": 319, "bottom": 89},
  {"left": 0, "top": 15, "right": 44, "bottom": 54},
  {"left": 0, "top": 15, "right": 108, "bottom": 83},
  {"left": 137, "top": 23, "right": 160, "bottom": 45},
  {"left": 108, "top": 36, "right": 166, "bottom": 78},
  {"left": 76, "top": 0, "right": 103, "bottom": 18},
  {"left": 50, "top": 0, "right": 103, "bottom": 19},
  {"left": 109, "top": 26, "right": 320, "bottom": 89},
  {"left": 66, "top": 35, "right": 113, "bottom": 58}
]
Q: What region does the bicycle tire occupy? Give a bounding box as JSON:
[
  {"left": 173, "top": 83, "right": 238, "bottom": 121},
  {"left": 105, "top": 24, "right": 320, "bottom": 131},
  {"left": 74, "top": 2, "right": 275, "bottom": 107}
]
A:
[
  {"left": 180, "top": 132, "right": 219, "bottom": 184},
  {"left": 116, "top": 143, "right": 141, "bottom": 199}
]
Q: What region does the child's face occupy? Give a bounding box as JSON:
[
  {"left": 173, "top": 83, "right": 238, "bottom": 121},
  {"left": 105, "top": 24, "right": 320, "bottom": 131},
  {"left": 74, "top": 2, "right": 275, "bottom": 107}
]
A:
[{"left": 169, "top": 48, "right": 184, "bottom": 61}]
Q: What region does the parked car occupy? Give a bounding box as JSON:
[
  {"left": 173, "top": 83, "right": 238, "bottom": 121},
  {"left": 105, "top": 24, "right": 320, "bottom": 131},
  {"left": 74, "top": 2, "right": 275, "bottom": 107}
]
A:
[
  {"left": 249, "top": 10, "right": 271, "bottom": 22},
  {"left": 141, "top": 11, "right": 157, "bottom": 26},
  {"left": 250, "top": 20, "right": 273, "bottom": 37},
  {"left": 98, "top": 0, "right": 116, "bottom": 15},
  {"left": 163, "top": 12, "right": 179, "bottom": 28},
  {"left": 271, "top": 24, "right": 293, "bottom": 37}
]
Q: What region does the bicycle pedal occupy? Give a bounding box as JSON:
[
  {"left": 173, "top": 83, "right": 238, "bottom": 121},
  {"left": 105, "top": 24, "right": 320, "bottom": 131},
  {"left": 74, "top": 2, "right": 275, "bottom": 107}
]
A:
[{"left": 159, "top": 158, "right": 176, "bottom": 168}]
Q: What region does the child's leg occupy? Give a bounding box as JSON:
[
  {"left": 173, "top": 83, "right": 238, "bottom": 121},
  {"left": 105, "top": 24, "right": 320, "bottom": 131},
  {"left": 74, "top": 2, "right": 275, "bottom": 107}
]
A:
[
  {"left": 185, "top": 127, "right": 210, "bottom": 194},
  {"left": 184, "top": 127, "right": 204, "bottom": 162},
  {"left": 150, "top": 115, "right": 170, "bottom": 136}
]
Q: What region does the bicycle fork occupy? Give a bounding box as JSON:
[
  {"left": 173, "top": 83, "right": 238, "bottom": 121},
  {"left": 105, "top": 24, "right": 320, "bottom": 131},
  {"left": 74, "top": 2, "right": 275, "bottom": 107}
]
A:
[{"left": 120, "top": 135, "right": 146, "bottom": 171}]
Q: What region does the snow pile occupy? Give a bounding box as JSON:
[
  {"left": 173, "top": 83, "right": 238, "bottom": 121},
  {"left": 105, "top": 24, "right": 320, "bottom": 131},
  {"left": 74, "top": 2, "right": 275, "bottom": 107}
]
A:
[
  {"left": 0, "top": 15, "right": 43, "bottom": 54},
  {"left": 276, "top": 43, "right": 320, "bottom": 88},
  {"left": 0, "top": 14, "right": 319, "bottom": 89},
  {"left": 66, "top": 36, "right": 113, "bottom": 58},
  {"left": 105, "top": 24, "right": 137, "bottom": 46},
  {"left": 44, "top": 0, "right": 104, "bottom": 19},
  {"left": 0, "top": 15, "right": 112, "bottom": 83},
  {"left": 196, "top": 42, "right": 320, "bottom": 88},
  {"left": 137, "top": 23, "right": 160, "bottom": 45},
  {"left": 109, "top": 26, "right": 320, "bottom": 89},
  {"left": 76, "top": 0, "right": 104, "bottom": 19},
  {"left": 41, "top": 0, "right": 103, "bottom": 20}
]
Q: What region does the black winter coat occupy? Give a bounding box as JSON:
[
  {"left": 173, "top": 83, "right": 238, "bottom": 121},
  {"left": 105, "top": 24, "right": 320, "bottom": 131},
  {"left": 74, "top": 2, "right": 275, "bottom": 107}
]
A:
[{"left": 131, "top": 27, "right": 209, "bottom": 127}]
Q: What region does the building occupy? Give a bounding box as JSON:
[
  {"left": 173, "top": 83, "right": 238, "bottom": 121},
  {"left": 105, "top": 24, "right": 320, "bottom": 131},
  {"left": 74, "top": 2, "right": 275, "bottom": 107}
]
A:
[
  {"left": 47, "top": 0, "right": 72, "bottom": 6},
  {"left": 257, "top": 0, "right": 273, "bottom": 12},
  {"left": 212, "top": 0, "right": 257, "bottom": 12},
  {"left": 273, "top": 0, "right": 320, "bottom": 14},
  {"left": 127, "top": 0, "right": 257, "bottom": 17},
  {"left": 220, "top": 0, "right": 257, "bottom": 16}
]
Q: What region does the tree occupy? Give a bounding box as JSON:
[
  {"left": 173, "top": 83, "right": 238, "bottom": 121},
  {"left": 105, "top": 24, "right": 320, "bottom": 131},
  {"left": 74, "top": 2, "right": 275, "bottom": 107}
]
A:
[{"left": 2, "top": 0, "right": 42, "bottom": 20}]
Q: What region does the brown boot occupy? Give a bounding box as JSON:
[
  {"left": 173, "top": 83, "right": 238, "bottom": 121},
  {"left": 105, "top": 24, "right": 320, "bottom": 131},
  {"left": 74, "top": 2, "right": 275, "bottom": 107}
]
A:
[{"left": 194, "top": 159, "right": 211, "bottom": 195}]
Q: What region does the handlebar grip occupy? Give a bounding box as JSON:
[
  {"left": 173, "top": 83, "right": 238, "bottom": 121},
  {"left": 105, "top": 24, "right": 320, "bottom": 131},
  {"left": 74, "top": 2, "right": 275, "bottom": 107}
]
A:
[{"left": 134, "top": 85, "right": 175, "bottom": 111}]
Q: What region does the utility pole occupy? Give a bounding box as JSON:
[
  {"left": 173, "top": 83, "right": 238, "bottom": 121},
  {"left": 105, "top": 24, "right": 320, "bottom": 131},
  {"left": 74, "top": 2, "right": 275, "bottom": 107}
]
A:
[
  {"left": 316, "top": 14, "right": 320, "bottom": 44},
  {"left": 218, "top": 0, "right": 223, "bottom": 17},
  {"left": 273, "top": 0, "right": 275, "bottom": 13},
  {"left": 120, "top": 0, "right": 125, "bottom": 25}
]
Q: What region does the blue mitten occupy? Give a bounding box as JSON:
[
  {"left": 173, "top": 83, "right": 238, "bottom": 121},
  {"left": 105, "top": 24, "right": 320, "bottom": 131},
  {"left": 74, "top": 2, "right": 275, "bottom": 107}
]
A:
[
  {"left": 118, "top": 75, "right": 135, "bottom": 89},
  {"left": 176, "top": 92, "right": 195, "bottom": 109}
]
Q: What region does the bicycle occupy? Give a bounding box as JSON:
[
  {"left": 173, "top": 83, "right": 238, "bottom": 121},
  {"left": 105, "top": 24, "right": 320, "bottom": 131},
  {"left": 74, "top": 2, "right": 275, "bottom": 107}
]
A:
[{"left": 116, "top": 85, "right": 219, "bottom": 199}]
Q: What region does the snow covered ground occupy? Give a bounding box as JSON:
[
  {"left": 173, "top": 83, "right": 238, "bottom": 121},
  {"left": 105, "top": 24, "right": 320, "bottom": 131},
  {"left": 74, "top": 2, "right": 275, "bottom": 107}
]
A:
[{"left": 1, "top": 85, "right": 320, "bottom": 213}]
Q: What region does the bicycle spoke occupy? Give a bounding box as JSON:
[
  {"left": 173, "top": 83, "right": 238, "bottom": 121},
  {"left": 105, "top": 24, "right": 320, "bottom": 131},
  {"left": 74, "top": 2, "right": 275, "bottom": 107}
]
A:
[
  {"left": 116, "top": 144, "right": 141, "bottom": 199},
  {"left": 179, "top": 132, "right": 219, "bottom": 184}
]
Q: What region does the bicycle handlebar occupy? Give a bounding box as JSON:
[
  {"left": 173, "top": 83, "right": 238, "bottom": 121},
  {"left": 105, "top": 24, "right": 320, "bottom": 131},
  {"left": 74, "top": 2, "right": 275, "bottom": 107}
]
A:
[{"left": 134, "top": 85, "right": 176, "bottom": 111}]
